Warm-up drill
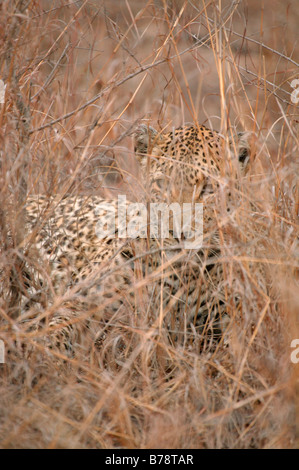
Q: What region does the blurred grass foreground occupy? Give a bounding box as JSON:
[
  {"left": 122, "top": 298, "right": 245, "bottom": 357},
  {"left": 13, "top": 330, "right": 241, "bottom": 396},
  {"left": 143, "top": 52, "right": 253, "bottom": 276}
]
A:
[{"left": 0, "top": 0, "right": 298, "bottom": 449}]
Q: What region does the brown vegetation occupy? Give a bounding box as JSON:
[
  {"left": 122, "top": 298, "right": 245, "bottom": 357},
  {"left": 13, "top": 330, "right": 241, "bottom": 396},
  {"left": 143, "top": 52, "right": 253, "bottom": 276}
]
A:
[{"left": 0, "top": 0, "right": 298, "bottom": 449}]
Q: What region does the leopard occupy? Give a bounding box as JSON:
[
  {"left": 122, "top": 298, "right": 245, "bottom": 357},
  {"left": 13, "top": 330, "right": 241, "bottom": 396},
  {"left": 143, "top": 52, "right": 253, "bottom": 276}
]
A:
[
  {"left": 134, "top": 123, "right": 251, "bottom": 204},
  {"left": 12, "top": 123, "right": 254, "bottom": 355}
]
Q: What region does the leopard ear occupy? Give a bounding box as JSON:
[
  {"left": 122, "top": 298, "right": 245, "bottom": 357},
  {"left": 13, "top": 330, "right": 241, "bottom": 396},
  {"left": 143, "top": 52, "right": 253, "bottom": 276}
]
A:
[
  {"left": 230, "top": 131, "right": 255, "bottom": 174},
  {"left": 134, "top": 124, "right": 158, "bottom": 162}
]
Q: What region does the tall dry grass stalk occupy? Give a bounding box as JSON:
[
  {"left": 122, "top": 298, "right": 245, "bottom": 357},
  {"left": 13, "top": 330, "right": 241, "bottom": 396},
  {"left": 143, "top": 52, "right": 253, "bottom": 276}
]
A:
[{"left": 0, "top": 0, "right": 298, "bottom": 449}]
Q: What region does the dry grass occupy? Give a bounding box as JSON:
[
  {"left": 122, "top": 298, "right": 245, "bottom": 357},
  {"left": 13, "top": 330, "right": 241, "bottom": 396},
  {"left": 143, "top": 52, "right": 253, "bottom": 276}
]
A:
[{"left": 0, "top": 0, "right": 298, "bottom": 449}]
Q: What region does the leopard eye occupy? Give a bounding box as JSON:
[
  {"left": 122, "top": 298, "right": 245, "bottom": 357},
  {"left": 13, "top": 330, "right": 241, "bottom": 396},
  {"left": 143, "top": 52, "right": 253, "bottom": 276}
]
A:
[
  {"left": 238, "top": 148, "right": 249, "bottom": 165},
  {"left": 155, "top": 178, "right": 165, "bottom": 189}
]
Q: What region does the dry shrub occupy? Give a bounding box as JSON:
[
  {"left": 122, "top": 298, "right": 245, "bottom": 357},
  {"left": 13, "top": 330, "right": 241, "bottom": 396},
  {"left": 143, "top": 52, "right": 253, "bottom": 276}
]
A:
[{"left": 0, "top": 0, "right": 298, "bottom": 449}]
